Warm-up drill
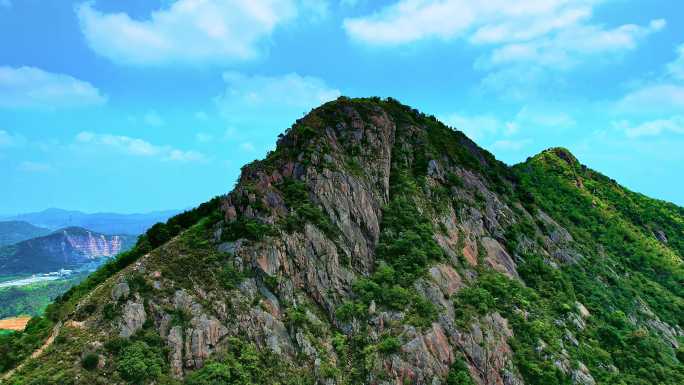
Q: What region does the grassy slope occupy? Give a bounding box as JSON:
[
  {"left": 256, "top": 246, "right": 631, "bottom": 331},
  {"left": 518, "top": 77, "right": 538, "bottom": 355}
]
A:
[{"left": 512, "top": 148, "right": 684, "bottom": 384}]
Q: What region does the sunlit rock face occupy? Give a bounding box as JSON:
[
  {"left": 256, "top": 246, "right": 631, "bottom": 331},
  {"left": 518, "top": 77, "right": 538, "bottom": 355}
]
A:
[{"left": 0, "top": 227, "right": 135, "bottom": 273}]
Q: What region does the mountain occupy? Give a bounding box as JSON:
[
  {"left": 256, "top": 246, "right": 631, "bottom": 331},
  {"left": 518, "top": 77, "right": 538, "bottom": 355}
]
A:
[
  {"left": 0, "top": 227, "right": 137, "bottom": 274},
  {"left": 4, "top": 208, "right": 181, "bottom": 235},
  {"left": 2, "top": 97, "right": 682, "bottom": 385},
  {"left": 0, "top": 221, "right": 51, "bottom": 247}
]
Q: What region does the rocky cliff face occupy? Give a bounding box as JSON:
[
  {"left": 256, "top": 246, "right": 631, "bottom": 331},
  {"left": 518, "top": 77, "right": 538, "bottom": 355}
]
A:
[
  {"left": 4, "top": 97, "right": 682, "bottom": 385},
  {"left": 0, "top": 227, "right": 134, "bottom": 273}
]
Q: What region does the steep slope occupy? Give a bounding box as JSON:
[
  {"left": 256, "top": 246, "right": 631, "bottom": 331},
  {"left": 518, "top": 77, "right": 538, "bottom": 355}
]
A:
[
  {"left": 5, "top": 209, "right": 181, "bottom": 235},
  {"left": 1, "top": 97, "right": 682, "bottom": 385},
  {"left": 0, "top": 227, "right": 136, "bottom": 274},
  {"left": 0, "top": 221, "right": 50, "bottom": 247}
]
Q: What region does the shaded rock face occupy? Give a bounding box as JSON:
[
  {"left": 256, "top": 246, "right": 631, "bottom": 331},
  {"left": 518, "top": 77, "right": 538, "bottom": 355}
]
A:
[{"left": 32, "top": 99, "right": 683, "bottom": 385}]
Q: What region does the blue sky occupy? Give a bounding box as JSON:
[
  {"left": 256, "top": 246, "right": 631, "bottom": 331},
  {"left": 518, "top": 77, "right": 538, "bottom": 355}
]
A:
[{"left": 1, "top": 0, "right": 683, "bottom": 214}]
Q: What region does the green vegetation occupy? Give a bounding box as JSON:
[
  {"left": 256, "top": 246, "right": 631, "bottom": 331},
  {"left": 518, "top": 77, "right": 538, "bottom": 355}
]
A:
[
  {"left": 508, "top": 148, "right": 684, "bottom": 385},
  {"left": 0, "top": 316, "right": 53, "bottom": 372},
  {"left": 183, "top": 338, "right": 313, "bottom": 385},
  {"left": 446, "top": 357, "right": 476, "bottom": 385},
  {"left": 277, "top": 177, "right": 338, "bottom": 238},
  {"left": 376, "top": 335, "right": 401, "bottom": 354},
  {"left": 81, "top": 353, "right": 99, "bottom": 371},
  {"left": 117, "top": 341, "right": 165, "bottom": 383},
  {"left": 0, "top": 275, "right": 84, "bottom": 319}
]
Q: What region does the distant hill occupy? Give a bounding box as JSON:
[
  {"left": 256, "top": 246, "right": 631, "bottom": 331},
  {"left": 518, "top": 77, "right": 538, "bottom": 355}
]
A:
[
  {"left": 0, "top": 227, "right": 137, "bottom": 274},
  {"left": 0, "top": 221, "right": 51, "bottom": 247},
  {"left": 3, "top": 208, "right": 181, "bottom": 235}
]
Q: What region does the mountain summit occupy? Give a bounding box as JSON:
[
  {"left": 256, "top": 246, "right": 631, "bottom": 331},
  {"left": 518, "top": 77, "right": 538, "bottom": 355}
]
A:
[{"left": 2, "top": 97, "right": 682, "bottom": 385}]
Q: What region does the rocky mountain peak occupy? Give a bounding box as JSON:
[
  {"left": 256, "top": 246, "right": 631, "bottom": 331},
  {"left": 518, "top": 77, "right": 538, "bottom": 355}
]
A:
[{"left": 3, "top": 98, "right": 683, "bottom": 385}]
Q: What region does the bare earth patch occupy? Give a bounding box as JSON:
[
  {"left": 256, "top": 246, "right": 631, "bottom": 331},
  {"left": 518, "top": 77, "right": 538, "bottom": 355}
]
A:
[{"left": 0, "top": 316, "right": 31, "bottom": 331}]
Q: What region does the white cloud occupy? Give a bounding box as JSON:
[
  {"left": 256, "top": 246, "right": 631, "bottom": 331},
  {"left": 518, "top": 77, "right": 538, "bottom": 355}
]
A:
[
  {"left": 143, "top": 110, "right": 165, "bottom": 127},
  {"left": 76, "top": 0, "right": 302, "bottom": 66},
  {"left": 343, "top": 0, "right": 475, "bottom": 44},
  {"left": 18, "top": 161, "right": 52, "bottom": 172},
  {"left": 215, "top": 72, "right": 341, "bottom": 123},
  {"left": 613, "top": 116, "right": 684, "bottom": 138},
  {"left": 483, "top": 19, "right": 665, "bottom": 69},
  {"left": 0, "top": 66, "right": 106, "bottom": 108},
  {"left": 344, "top": 0, "right": 665, "bottom": 82},
  {"left": 469, "top": 4, "right": 592, "bottom": 45},
  {"left": 343, "top": 0, "right": 603, "bottom": 45},
  {"left": 613, "top": 43, "right": 684, "bottom": 115},
  {"left": 75, "top": 131, "right": 205, "bottom": 162},
  {"left": 616, "top": 84, "right": 684, "bottom": 113},
  {"left": 666, "top": 44, "right": 684, "bottom": 81}
]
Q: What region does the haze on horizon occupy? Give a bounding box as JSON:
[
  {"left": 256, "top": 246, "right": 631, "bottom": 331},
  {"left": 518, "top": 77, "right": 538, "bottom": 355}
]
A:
[{"left": 1, "top": 0, "right": 683, "bottom": 214}]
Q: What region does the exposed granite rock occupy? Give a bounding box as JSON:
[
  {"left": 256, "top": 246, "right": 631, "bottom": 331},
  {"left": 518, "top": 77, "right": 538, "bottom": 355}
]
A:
[
  {"left": 572, "top": 362, "right": 596, "bottom": 385},
  {"left": 111, "top": 281, "right": 129, "bottom": 302},
  {"left": 119, "top": 298, "right": 146, "bottom": 338},
  {"left": 481, "top": 237, "right": 519, "bottom": 279},
  {"left": 168, "top": 326, "right": 184, "bottom": 377},
  {"left": 428, "top": 264, "right": 463, "bottom": 297},
  {"left": 184, "top": 314, "right": 229, "bottom": 369}
]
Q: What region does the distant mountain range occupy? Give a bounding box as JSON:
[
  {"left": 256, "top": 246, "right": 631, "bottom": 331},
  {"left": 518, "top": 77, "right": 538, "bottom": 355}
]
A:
[
  {"left": 0, "top": 227, "right": 137, "bottom": 274},
  {"left": 2, "top": 208, "right": 181, "bottom": 235},
  {"left": 0, "top": 221, "right": 51, "bottom": 247}
]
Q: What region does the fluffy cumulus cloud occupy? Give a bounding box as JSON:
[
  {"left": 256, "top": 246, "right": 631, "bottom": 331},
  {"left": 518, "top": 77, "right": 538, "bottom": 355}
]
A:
[
  {"left": 344, "top": 1, "right": 664, "bottom": 73},
  {"left": 0, "top": 66, "right": 106, "bottom": 108},
  {"left": 482, "top": 19, "right": 664, "bottom": 69},
  {"left": 75, "top": 131, "right": 205, "bottom": 162},
  {"left": 76, "top": 0, "right": 307, "bottom": 66},
  {"left": 615, "top": 44, "right": 684, "bottom": 114},
  {"left": 215, "top": 72, "right": 341, "bottom": 122},
  {"left": 616, "top": 84, "right": 684, "bottom": 113},
  {"left": 613, "top": 116, "right": 684, "bottom": 138}
]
